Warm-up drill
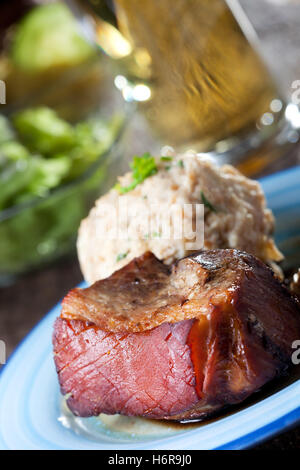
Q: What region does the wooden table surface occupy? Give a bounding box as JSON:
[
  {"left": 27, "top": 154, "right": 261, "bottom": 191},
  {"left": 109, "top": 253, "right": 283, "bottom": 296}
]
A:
[{"left": 1, "top": 0, "right": 300, "bottom": 450}]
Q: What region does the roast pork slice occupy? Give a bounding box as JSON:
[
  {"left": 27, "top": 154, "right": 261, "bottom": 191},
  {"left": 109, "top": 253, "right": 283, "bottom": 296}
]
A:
[{"left": 53, "top": 250, "right": 300, "bottom": 420}]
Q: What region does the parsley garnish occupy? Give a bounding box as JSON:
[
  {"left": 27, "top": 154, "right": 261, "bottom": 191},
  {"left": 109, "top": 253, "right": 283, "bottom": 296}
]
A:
[
  {"left": 116, "top": 251, "right": 129, "bottom": 262},
  {"left": 114, "top": 152, "right": 158, "bottom": 194},
  {"left": 177, "top": 160, "right": 184, "bottom": 168},
  {"left": 160, "top": 156, "right": 173, "bottom": 161},
  {"left": 201, "top": 191, "right": 217, "bottom": 212}
]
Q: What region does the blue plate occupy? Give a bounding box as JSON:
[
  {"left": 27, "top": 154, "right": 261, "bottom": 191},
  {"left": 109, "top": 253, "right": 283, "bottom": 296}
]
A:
[{"left": 1, "top": 166, "right": 300, "bottom": 450}]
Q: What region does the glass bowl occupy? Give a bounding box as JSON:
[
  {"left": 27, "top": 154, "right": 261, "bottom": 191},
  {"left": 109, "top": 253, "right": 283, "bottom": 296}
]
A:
[
  {"left": 0, "top": 1, "right": 140, "bottom": 285},
  {"left": 0, "top": 108, "right": 130, "bottom": 286},
  {"left": 0, "top": 25, "right": 134, "bottom": 285}
]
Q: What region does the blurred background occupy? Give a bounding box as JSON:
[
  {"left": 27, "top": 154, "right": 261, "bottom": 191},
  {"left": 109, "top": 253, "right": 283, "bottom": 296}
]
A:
[{"left": 0, "top": 0, "right": 300, "bottom": 449}]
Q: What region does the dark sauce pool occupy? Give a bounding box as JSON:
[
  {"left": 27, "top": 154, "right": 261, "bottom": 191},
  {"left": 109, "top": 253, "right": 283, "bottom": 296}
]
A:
[{"left": 169, "top": 362, "right": 300, "bottom": 430}]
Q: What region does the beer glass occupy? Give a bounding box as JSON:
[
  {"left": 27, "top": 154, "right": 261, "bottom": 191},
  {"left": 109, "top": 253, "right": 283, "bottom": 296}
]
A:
[{"left": 79, "top": 0, "right": 300, "bottom": 174}]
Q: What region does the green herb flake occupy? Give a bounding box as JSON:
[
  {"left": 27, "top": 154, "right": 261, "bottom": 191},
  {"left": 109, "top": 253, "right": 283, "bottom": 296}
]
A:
[
  {"left": 201, "top": 191, "right": 217, "bottom": 213},
  {"left": 160, "top": 156, "right": 173, "bottom": 161},
  {"left": 177, "top": 160, "right": 184, "bottom": 168},
  {"left": 115, "top": 152, "right": 158, "bottom": 194},
  {"left": 116, "top": 251, "right": 129, "bottom": 262}
]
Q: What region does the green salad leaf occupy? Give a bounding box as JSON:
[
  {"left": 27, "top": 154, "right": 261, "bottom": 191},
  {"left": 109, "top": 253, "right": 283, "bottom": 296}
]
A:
[
  {"left": 0, "top": 115, "right": 15, "bottom": 144},
  {"left": 0, "top": 160, "right": 37, "bottom": 210},
  {"left": 0, "top": 107, "right": 123, "bottom": 211},
  {"left": 0, "top": 105, "right": 123, "bottom": 278},
  {"left": 10, "top": 2, "right": 95, "bottom": 72},
  {"left": 0, "top": 141, "right": 30, "bottom": 161},
  {"left": 25, "top": 156, "right": 71, "bottom": 197},
  {"left": 0, "top": 107, "right": 124, "bottom": 277},
  {"left": 13, "top": 107, "right": 76, "bottom": 156},
  {"left": 64, "top": 113, "right": 124, "bottom": 181}
]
